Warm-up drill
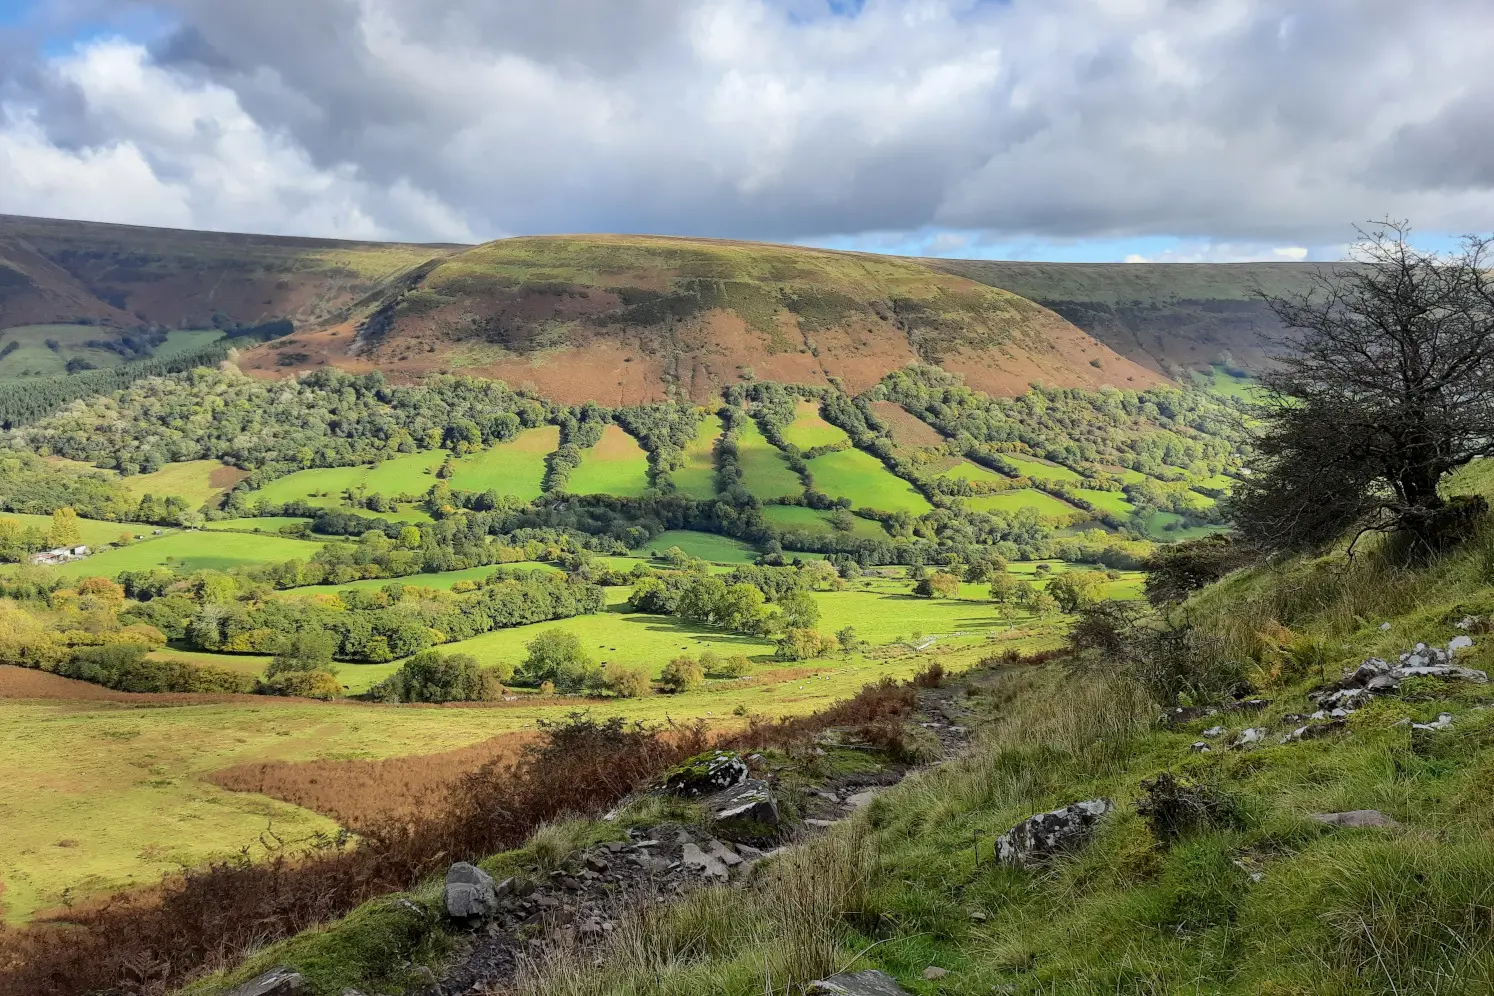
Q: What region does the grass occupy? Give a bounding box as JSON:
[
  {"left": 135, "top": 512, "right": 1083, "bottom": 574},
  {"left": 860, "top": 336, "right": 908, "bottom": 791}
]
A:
[
  {"left": 248, "top": 452, "right": 447, "bottom": 507},
  {"left": 0, "top": 513, "right": 155, "bottom": 549},
  {"left": 119, "top": 460, "right": 240, "bottom": 508},
  {"left": 1142, "top": 510, "right": 1228, "bottom": 541},
  {"left": 1074, "top": 488, "right": 1136, "bottom": 516},
  {"left": 1194, "top": 363, "right": 1264, "bottom": 401},
  {"left": 202, "top": 517, "right": 314, "bottom": 533},
  {"left": 35, "top": 531, "right": 325, "bottom": 577},
  {"left": 671, "top": 414, "right": 722, "bottom": 500},
  {"left": 0, "top": 326, "right": 222, "bottom": 380},
  {"left": 780, "top": 401, "right": 850, "bottom": 450},
  {"left": 566, "top": 424, "right": 651, "bottom": 498},
  {"left": 964, "top": 489, "right": 1081, "bottom": 519},
  {"left": 933, "top": 460, "right": 1010, "bottom": 486},
  {"left": 735, "top": 416, "right": 804, "bottom": 500},
  {"left": 762, "top": 504, "right": 887, "bottom": 539},
  {"left": 447, "top": 426, "right": 558, "bottom": 501},
  {"left": 148, "top": 647, "right": 272, "bottom": 677},
  {"left": 807, "top": 449, "right": 932, "bottom": 514},
  {"left": 640, "top": 530, "right": 759, "bottom": 565},
  {"left": 1002, "top": 454, "right": 1085, "bottom": 483}
]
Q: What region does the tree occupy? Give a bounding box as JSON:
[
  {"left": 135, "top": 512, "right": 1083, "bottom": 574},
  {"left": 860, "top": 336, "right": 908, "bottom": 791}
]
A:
[
  {"left": 659, "top": 655, "right": 705, "bottom": 693},
  {"left": 520, "top": 629, "right": 596, "bottom": 693},
  {"left": 775, "top": 627, "right": 837, "bottom": 661},
  {"left": 914, "top": 571, "right": 960, "bottom": 598},
  {"left": 372, "top": 650, "right": 496, "bottom": 703},
  {"left": 1234, "top": 222, "right": 1494, "bottom": 555},
  {"left": 47, "top": 507, "right": 82, "bottom": 548},
  {"left": 603, "top": 665, "right": 652, "bottom": 698},
  {"left": 775, "top": 589, "right": 820, "bottom": 629},
  {"left": 267, "top": 630, "right": 337, "bottom": 677},
  {"left": 1046, "top": 571, "right": 1105, "bottom": 613}
]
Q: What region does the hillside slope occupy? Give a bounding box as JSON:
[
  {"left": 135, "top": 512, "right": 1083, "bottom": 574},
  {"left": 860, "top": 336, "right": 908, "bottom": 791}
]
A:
[
  {"left": 932, "top": 259, "right": 1334, "bottom": 374},
  {"left": 238, "top": 235, "right": 1164, "bottom": 402},
  {"left": 0, "top": 214, "right": 454, "bottom": 331}
]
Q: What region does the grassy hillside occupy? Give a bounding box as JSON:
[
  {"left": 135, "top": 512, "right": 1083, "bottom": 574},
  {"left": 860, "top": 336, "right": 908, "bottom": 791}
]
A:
[
  {"left": 238, "top": 235, "right": 1165, "bottom": 402},
  {"left": 0, "top": 326, "right": 223, "bottom": 380}
]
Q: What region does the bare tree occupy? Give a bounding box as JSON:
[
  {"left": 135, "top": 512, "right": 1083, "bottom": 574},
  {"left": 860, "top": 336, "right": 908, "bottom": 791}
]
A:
[{"left": 1232, "top": 221, "right": 1494, "bottom": 556}]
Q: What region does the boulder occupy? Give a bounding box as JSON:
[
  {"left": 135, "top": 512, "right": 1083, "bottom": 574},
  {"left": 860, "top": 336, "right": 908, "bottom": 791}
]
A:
[
  {"left": 1312, "top": 810, "right": 1399, "bottom": 828},
  {"left": 922, "top": 966, "right": 949, "bottom": 980},
  {"left": 806, "top": 970, "right": 914, "bottom": 995},
  {"left": 227, "top": 968, "right": 304, "bottom": 996},
  {"left": 663, "top": 750, "right": 749, "bottom": 797},
  {"left": 444, "top": 862, "right": 499, "bottom": 919},
  {"left": 1412, "top": 712, "right": 1455, "bottom": 731},
  {"left": 1232, "top": 727, "right": 1267, "bottom": 749},
  {"left": 995, "top": 799, "right": 1112, "bottom": 868},
  {"left": 680, "top": 841, "right": 730, "bottom": 880},
  {"left": 710, "top": 777, "right": 780, "bottom": 827}
]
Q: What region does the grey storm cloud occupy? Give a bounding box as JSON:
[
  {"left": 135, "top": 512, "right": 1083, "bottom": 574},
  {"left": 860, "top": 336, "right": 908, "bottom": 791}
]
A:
[{"left": 4, "top": 0, "right": 1494, "bottom": 247}]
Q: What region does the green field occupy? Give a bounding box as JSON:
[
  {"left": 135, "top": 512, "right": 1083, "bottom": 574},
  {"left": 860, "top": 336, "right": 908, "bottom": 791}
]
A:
[
  {"left": 248, "top": 452, "right": 446, "bottom": 508},
  {"left": 120, "top": 460, "right": 238, "bottom": 507},
  {"left": 933, "top": 460, "right": 1010, "bottom": 486},
  {"left": 641, "top": 530, "right": 759, "bottom": 565},
  {"left": 148, "top": 647, "right": 272, "bottom": 678},
  {"left": 762, "top": 504, "right": 888, "bottom": 540},
  {"left": 807, "top": 448, "right": 932, "bottom": 514},
  {"left": 1194, "top": 363, "right": 1263, "bottom": 401},
  {"left": 202, "top": 517, "right": 314, "bottom": 532},
  {"left": 1141, "top": 510, "right": 1228, "bottom": 541},
  {"left": 780, "top": 401, "right": 850, "bottom": 449},
  {"left": 1001, "top": 454, "right": 1085, "bottom": 483},
  {"left": 292, "top": 564, "right": 563, "bottom": 597},
  {"left": 567, "top": 424, "right": 651, "bottom": 497},
  {"left": 1074, "top": 488, "right": 1136, "bottom": 516},
  {"left": 38, "top": 531, "right": 325, "bottom": 577},
  {"left": 963, "top": 489, "right": 1081, "bottom": 519},
  {"left": 736, "top": 416, "right": 803, "bottom": 499},
  {"left": 0, "top": 326, "right": 222, "bottom": 380},
  {"left": 446, "top": 426, "right": 557, "bottom": 500},
  {"left": 0, "top": 513, "right": 154, "bottom": 549},
  {"left": 671, "top": 414, "right": 722, "bottom": 500}
]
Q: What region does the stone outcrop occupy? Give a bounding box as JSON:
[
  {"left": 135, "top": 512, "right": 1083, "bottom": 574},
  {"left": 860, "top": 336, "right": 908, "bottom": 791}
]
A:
[
  {"left": 806, "top": 970, "right": 915, "bottom": 995},
  {"left": 226, "top": 968, "right": 304, "bottom": 996},
  {"left": 995, "top": 799, "right": 1112, "bottom": 867},
  {"left": 444, "top": 862, "right": 502, "bottom": 920},
  {"left": 663, "top": 750, "right": 749, "bottom": 797}
]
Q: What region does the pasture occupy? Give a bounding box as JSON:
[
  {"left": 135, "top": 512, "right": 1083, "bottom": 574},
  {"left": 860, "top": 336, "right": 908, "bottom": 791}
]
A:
[
  {"left": 670, "top": 414, "right": 721, "bottom": 500},
  {"left": 42, "top": 530, "right": 325, "bottom": 577},
  {"left": 963, "top": 489, "right": 1079, "bottom": 519},
  {"left": 0, "top": 513, "right": 152, "bottom": 549},
  {"left": 761, "top": 503, "right": 887, "bottom": 539},
  {"left": 780, "top": 400, "right": 850, "bottom": 449},
  {"left": 640, "top": 530, "right": 758, "bottom": 564},
  {"left": 202, "top": 517, "right": 313, "bottom": 532},
  {"left": 933, "top": 460, "right": 1010, "bottom": 487},
  {"left": 734, "top": 417, "right": 803, "bottom": 499},
  {"left": 1001, "top": 454, "right": 1085, "bottom": 483},
  {"left": 247, "top": 451, "right": 446, "bottom": 508},
  {"left": 566, "top": 424, "right": 651, "bottom": 497},
  {"left": 1074, "top": 488, "right": 1136, "bottom": 516},
  {"left": 120, "top": 460, "right": 245, "bottom": 508},
  {"left": 807, "top": 448, "right": 932, "bottom": 514},
  {"left": 446, "top": 425, "right": 557, "bottom": 500}
]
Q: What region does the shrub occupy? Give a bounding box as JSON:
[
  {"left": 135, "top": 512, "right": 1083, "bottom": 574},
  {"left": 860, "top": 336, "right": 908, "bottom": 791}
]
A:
[
  {"left": 371, "top": 650, "right": 498, "bottom": 703},
  {"left": 913, "top": 571, "right": 960, "bottom": 598},
  {"left": 1135, "top": 772, "right": 1240, "bottom": 846},
  {"left": 257, "top": 670, "right": 343, "bottom": 700},
  {"left": 604, "top": 666, "right": 653, "bottom": 698},
  {"left": 710, "top": 654, "right": 752, "bottom": 678},
  {"left": 660, "top": 656, "right": 706, "bottom": 693},
  {"left": 519, "top": 630, "right": 597, "bottom": 693},
  {"left": 775, "top": 628, "right": 838, "bottom": 661}
]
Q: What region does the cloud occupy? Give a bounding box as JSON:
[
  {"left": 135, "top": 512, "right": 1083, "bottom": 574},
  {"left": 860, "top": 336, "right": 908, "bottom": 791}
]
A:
[{"left": 3, "top": 0, "right": 1494, "bottom": 248}]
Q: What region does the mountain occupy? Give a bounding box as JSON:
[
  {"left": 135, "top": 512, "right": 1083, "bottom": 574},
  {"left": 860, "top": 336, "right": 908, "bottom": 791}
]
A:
[
  {"left": 933, "top": 259, "right": 1333, "bottom": 375},
  {"left": 0, "top": 214, "right": 454, "bottom": 331},
  {"left": 234, "top": 234, "right": 1165, "bottom": 403}
]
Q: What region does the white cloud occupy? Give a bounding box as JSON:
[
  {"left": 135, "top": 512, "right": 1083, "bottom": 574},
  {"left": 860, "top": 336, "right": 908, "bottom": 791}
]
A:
[{"left": 4, "top": 1, "right": 1494, "bottom": 247}]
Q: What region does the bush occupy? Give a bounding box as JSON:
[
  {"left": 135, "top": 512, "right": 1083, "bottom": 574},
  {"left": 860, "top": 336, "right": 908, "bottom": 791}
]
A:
[
  {"left": 660, "top": 656, "right": 706, "bottom": 693},
  {"left": 257, "top": 669, "right": 343, "bottom": 700},
  {"left": 61, "top": 643, "right": 255, "bottom": 694},
  {"left": 371, "top": 650, "right": 499, "bottom": 703},
  {"left": 775, "top": 627, "right": 838, "bottom": 661},
  {"left": 710, "top": 654, "right": 752, "bottom": 678},
  {"left": 913, "top": 571, "right": 960, "bottom": 598},
  {"left": 1135, "top": 772, "right": 1240, "bottom": 846},
  {"left": 604, "top": 666, "right": 653, "bottom": 698}
]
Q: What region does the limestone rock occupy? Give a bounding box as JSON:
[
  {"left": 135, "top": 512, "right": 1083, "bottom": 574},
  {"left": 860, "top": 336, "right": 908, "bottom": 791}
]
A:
[
  {"left": 445, "top": 861, "right": 498, "bottom": 919},
  {"left": 710, "top": 777, "right": 780, "bottom": 827},
  {"left": 995, "top": 799, "right": 1112, "bottom": 868},
  {"left": 664, "top": 750, "right": 749, "bottom": 797},
  {"left": 1313, "top": 810, "right": 1399, "bottom": 828},
  {"left": 227, "top": 968, "right": 304, "bottom": 996},
  {"left": 680, "top": 841, "right": 730, "bottom": 880},
  {"left": 1232, "top": 727, "right": 1267, "bottom": 749},
  {"left": 806, "top": 970, "right": 915, "bottom": 995}
]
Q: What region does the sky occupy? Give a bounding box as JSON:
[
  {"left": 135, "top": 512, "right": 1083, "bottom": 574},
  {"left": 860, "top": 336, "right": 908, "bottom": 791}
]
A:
[{"left": 1, "top": 0, "right": 1492, "bottom": 261}]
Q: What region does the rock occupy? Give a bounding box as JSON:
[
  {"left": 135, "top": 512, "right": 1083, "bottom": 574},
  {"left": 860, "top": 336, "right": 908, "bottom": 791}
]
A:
[
  {"left": 1412, "top": 712, "right": 1455, "bottom": 731},
  {"left": 1202, "top": 725, "right": 1225, "bottom": 738},
  {"left": 1281, "top": 719, "right": 1347, "bottom": 743},
  {"left": 1232, "top": 727, "right": 1267, "bottom": 749},
  {"left": 706, "top": 839, "right": 743, "bottom": 867},
  {"left": 994, "top": 799, "right": 1112, "bottom": 867},
  {"left": 1189, "top": 742, "right": 1211, "bottom": 753},
  {"left": 1313, "top": 810, "right": 1400, "bottom": 828},
  {"left": 805, "top": 818, "right": 838, "bottom": 828},
  {"left": 680, "top": 841, "right": 730, "bottom": 880},
  {"left": 444, "top": 862, "right": 498, "bottom": 919},
  {"left": 584, "top": 854, "right": 610, "bottom": 873},
  {"left": 1399, "top": 665, "right": 1488, "bottom": 683},
  {"left": 922, "top": 965, "right": 949, "bottom": 980},
  {"left": 1380, "top": 622, "right": 1392, "bottom": 631},
  {"left": 1456, "top": 616, "right": 1484, "bottom": 631},
  {"left": 710, "top": 777, "right": 780, "bottom": 827},
  {"left": 664, "top": 750, "right": 749, "bottom": 797},
  {"left": 806, "top": 970, "right": 915, "bottom": 995},
  {"left": 1449, "top": 635, "right": 1474, "bottom": 654},
  {"left": 844, "top": 790, "right": 880, "bottom": 809},
  {"left": 227, "top": 968, "right": 304, "bottom": 996}
]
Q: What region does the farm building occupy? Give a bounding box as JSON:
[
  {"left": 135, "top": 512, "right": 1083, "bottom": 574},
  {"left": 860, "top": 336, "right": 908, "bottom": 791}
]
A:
[{"left": 30, "top": 545, "right": 90, "bottom": 565}]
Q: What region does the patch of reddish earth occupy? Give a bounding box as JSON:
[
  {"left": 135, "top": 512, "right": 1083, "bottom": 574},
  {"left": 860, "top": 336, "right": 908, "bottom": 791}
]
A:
[{"left": 868, "top": 401, "right": 948, "bottom": 449}]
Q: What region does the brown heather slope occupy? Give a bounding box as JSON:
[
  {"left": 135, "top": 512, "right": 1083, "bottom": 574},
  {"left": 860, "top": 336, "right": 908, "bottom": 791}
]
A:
[
  {"left": 240, "top": 234, "right": 1164, "bottom": 401},
  {"left": 0, "top": 214, "right": 456, "bottom": 331}
]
